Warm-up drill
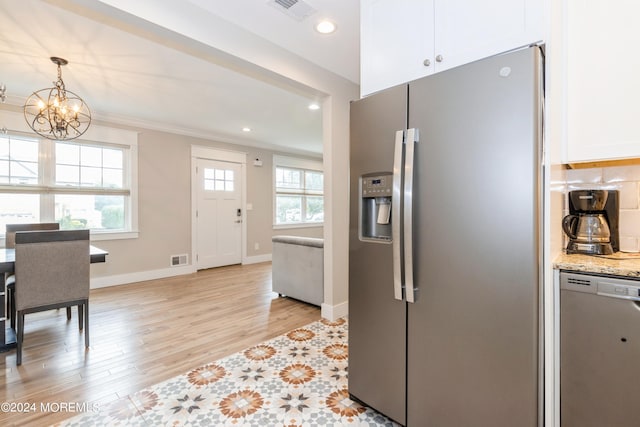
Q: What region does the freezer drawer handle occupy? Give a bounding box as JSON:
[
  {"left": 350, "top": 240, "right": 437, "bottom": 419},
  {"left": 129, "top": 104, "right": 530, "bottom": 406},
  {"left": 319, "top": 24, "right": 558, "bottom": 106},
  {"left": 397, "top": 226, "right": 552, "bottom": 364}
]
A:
[
  {"left": 404, "top": 128, "right": 418, "bottom": 303},
  {"left": 392, "top": 130, "right": 404, "bottom": 301}
]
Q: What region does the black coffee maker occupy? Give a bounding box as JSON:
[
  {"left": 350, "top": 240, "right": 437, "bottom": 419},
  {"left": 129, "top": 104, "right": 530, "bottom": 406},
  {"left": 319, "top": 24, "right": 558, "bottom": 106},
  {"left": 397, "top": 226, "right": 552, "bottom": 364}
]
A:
[{"left": 562, "top": 189, "right": 619, "bottom": 255}]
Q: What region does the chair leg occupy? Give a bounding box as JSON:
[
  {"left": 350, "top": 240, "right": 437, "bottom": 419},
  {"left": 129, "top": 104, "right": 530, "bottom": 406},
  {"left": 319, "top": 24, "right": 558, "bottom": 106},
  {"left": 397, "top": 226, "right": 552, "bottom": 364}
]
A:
[
  {"left": 78, "top": 304, "right": 84, "bottom": 330},
  {"left": 6, "top": 286, "right": 10, "bottom": 321},
  {"left": 84, "top": 301, "right": 90, "bottom": 348},
  {"left": 66, "top": 306, "right": 72, "bottom": 320},
  {"left": 16, "top": 312, "right": 24, "bottom": 365},
  {"left": 2, "top": 275, "right": 7, "bottom": 323},
  {"left": 9, "top": 288, "right": 15, "bottom": 330}
]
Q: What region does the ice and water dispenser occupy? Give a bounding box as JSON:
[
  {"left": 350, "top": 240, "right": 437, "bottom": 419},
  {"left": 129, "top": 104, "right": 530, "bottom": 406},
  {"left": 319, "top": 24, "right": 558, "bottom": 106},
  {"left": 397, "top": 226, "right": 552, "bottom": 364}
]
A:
[{"left": 359, "top": 172, "right": 393, "bottom": 242}]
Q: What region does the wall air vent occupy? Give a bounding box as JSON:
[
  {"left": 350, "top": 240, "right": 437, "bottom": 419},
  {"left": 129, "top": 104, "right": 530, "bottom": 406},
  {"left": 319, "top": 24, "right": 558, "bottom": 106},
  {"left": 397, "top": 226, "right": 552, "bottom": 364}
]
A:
[
  {"left": 170, "top": 254, "right": 188, "bottom": 267},
  {"left": 268, "top": 0, "right": 316, "bottom": 21}
]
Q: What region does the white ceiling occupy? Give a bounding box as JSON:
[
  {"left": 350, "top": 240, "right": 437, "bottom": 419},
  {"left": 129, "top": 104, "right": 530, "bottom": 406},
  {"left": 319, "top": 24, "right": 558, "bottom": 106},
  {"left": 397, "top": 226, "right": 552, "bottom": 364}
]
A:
[{"left": 0, "top": 0, "right": 360, "bottom": 155}]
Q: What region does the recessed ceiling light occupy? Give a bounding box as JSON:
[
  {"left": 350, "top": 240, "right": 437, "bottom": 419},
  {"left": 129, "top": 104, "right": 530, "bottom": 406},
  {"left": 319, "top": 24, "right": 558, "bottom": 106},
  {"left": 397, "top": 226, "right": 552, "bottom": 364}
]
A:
[
  {"left": 308, "top": 103, "right": 320, "bottom": 110},
  {"left": 242, "top": 127, "right": 251, "bottom": 132},
  {"left": 315, "top": 20, "right": 336, "bottom": 34}
]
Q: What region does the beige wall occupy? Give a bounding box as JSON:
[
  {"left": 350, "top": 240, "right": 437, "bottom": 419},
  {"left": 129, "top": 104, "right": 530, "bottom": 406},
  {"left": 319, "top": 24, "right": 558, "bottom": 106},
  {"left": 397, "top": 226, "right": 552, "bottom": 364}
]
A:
[
  {"left": 81, "top": 125, "right": 321, "bottom": 281},
  {"left": 245, "top": 151, "right": 323, "bottom": 257}
]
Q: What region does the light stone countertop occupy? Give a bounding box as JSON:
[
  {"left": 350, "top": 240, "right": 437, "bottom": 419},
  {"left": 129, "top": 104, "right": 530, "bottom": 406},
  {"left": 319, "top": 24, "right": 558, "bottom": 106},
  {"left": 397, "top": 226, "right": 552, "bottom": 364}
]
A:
[{"left": 554, "top": 252, "right": 640, "bottom": 278}]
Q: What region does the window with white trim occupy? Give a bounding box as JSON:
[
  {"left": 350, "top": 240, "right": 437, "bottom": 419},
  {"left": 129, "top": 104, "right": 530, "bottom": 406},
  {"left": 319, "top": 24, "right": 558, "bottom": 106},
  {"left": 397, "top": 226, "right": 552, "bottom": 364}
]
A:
[
  {"left": 0, "top": 132, "right": 134, "bottom": 236},
  {"left": 274, "top": 156, "right": 323, "bottom": 226}
]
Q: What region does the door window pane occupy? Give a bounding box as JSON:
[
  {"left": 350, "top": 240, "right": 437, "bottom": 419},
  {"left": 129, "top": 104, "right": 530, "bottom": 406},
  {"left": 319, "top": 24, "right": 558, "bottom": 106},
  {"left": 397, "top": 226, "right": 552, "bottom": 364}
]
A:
[{"left": 204, "top": 168, "right": 235, "bottom": 192}]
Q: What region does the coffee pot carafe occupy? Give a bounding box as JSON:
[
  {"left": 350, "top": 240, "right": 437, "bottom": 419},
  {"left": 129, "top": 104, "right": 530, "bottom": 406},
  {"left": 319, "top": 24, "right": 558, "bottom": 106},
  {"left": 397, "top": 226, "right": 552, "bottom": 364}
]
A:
[{"left": 562, "top": 189, "right": 619, "bottom": 255}]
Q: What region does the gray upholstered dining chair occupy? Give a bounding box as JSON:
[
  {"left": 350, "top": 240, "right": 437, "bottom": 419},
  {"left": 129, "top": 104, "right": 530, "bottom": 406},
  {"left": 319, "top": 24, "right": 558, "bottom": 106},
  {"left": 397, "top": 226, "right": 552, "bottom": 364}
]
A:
[
  {"left": 14, "top": 229, "right": 90, "bottom": 365},
  {"left": 5, "top": 223, "right": 60, "bottom": 328}
]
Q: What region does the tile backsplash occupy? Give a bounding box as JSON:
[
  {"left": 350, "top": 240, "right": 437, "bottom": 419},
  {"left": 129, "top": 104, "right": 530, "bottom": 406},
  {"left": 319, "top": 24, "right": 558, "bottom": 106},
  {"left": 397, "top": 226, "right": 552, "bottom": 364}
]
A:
[{"left": 565, "top": 165, "right": 640, "bottom": 252}]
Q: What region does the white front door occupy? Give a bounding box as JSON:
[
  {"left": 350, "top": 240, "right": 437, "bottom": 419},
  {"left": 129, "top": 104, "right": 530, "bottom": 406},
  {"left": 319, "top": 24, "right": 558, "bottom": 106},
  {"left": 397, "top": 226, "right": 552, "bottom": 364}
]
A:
[{"left": 195, "top": 158, "right": 242, "bottom": 270}]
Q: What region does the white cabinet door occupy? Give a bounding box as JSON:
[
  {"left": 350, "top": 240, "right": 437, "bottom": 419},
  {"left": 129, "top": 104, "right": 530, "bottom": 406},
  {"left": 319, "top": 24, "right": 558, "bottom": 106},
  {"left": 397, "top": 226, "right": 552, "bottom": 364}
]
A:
[
  {"left": 360, "top": 0, "right": 434, "bottom": 97},
  {"left": 565, "top": 0, "right": 640, "bottom": 162},
  {"left": 434, "top": 0, "right": 544, "bottom": 73},
  {"left": 360, "top": 0, "right": 545, "bottom": 97}
]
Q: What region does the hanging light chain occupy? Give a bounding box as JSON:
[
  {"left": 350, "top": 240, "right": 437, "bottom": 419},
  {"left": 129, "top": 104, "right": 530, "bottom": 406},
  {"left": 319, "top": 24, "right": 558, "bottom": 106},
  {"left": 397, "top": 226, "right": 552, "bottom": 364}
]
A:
[
  {"left": 1, "top": 82, "right": 7, "bottom": 134},
  {"left": 55, "top": 62, "right": 66, "bottom": 94}
]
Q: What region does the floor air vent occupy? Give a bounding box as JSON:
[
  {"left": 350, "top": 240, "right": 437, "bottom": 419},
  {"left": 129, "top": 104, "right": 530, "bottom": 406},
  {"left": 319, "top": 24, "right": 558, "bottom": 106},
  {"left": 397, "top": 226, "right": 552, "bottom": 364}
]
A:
[
  {"left": 268, "top": 0, "right": 316, "bottom": 21},
  {"left": 170, "top": 254, "right": 188, "bottom": 267}
]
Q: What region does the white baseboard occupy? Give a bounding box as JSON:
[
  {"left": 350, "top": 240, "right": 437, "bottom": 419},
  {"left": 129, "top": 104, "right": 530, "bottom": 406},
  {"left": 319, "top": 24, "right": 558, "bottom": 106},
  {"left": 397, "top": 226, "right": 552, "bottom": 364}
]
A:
[
  {"left": 243, "top": 253, "right": 272, "bottom": 265},
  {"left": 89, "top": 256, "right": 273, "bottom": 289},
  {"left": 90, "top": 265, "right": 195, "bottom": 289},
  {"left": 321, "top": 300, "right": 348, "bottom": 321}
]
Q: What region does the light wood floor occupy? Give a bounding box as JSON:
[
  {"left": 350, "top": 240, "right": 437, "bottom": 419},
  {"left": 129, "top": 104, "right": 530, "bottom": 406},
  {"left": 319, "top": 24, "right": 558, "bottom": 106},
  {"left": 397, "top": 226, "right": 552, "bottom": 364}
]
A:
[{"left": 0, "top": 262, "right": 320, "bottom": 426}]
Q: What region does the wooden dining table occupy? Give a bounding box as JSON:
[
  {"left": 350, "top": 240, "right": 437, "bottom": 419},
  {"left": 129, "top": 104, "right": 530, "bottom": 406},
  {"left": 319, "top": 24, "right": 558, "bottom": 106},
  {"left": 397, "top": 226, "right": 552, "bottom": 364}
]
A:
[{"left": 0, "top": 245, "right": 108, "bottom": 352}]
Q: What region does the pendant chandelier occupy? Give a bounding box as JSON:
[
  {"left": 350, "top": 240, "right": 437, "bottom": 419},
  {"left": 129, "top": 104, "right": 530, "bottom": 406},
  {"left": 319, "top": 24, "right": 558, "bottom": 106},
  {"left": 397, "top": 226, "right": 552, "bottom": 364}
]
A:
[{"left": 23, "top": 57, "right": 91, "bottom": 140}]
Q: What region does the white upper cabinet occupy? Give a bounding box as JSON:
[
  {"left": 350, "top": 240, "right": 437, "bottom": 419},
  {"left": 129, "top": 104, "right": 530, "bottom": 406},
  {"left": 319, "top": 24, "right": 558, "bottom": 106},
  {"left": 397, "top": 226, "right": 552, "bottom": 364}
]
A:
[
  {"left": 360, "top": 0, "right": 545, "bottom": 97},
  {"left": 435, "top": 0, "right": 543, "bottom": 74},
  {"left": 360, "top": 0, "right": 435, "bottom": 97},
  {"left": 564, "top": 0, "right": 640, "bottom": 163}
]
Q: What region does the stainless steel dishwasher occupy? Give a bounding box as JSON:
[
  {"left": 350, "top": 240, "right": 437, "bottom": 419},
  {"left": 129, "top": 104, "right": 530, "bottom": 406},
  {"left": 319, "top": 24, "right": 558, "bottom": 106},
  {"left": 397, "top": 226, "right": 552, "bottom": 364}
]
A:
[{"left": 560, "top": 271, "right": 640, "bottom": 427}]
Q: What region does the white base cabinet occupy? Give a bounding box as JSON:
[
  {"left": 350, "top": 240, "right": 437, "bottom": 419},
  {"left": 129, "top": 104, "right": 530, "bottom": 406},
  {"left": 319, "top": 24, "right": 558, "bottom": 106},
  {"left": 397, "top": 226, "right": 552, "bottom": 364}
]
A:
[{"left": 360, "top": 0, "right": 544, "bottom": 97}]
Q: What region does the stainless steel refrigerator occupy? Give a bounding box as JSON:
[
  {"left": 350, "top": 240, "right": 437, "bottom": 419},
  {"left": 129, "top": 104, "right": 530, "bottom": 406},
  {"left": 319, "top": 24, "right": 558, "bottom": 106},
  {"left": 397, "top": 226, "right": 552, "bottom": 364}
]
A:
[{"left": 348, "top": 46, "right": 543, "bottom": 426}]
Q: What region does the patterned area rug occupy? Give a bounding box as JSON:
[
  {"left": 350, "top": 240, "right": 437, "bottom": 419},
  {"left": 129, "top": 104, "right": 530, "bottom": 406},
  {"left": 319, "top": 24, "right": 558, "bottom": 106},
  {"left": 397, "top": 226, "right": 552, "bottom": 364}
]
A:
[{"left": 58, "top": 318, "right": 399, "bottom": 426}]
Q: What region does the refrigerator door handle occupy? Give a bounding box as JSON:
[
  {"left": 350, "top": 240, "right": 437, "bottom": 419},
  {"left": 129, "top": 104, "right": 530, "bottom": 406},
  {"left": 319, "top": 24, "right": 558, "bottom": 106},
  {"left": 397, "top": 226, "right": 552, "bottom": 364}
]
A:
[
  {"left": 404, "top": 128, "right": 418, "bottom": 303},
  {"left": 392, "top": 130, "right": 404, "bottom": 301}
]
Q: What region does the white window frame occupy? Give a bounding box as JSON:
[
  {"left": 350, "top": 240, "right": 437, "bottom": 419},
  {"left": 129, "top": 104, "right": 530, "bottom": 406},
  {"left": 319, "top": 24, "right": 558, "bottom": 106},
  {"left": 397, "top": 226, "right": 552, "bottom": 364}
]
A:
[
  {"left": 273, "top": 155, "right": 323, "bottom": 229},
  {"left": 0, "top": 111, "right": 138, "bottom": 241}
]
